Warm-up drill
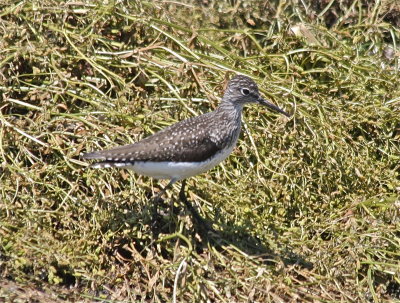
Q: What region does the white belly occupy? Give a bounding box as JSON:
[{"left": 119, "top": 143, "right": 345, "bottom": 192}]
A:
[{"left": 123, "top": 145, "right": 235, "bottom": 180}]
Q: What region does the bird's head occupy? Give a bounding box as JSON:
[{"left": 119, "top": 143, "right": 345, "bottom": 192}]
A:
[{"left": 223, "top": 75, "right": 290, "bottom": 117}]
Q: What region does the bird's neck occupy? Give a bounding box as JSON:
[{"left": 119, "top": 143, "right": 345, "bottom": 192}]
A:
[
  {"left": 216, "top": 100, "right": 243, "bottom": 130},
  {"left": 213, "top": 100, "right": 243, "bottom": 148},
  {"left": 217, "top": 100, "right": 244, "bottom": 117}
]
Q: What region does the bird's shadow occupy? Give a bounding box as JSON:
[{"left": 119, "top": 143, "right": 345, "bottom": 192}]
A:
[
  {"left": 100, "top": 189, "right": 313, "bottom": 271},
  {"left": 171, "top": 201, "right": 312, "bottom": 270}
]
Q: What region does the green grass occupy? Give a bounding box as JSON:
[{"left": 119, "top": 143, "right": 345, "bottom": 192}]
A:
[{"left": 1, "top": 0, "right": 400, "bottom": 302}]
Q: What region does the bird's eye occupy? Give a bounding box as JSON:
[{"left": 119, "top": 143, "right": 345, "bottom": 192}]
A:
[{"left": 241, "top": 88, "right": 250, "bottom": 95}]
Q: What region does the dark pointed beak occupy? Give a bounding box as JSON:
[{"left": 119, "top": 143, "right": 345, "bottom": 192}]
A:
[{"left": 258, "top": 97, "right": 291, "bottom": 117}]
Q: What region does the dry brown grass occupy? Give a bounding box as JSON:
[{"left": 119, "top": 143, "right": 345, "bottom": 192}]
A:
[{"left": 1, "top": 0, "right": 400, "bottom": 302}]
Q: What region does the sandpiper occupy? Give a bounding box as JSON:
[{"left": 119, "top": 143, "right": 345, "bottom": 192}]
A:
[{"left": 83, "top": 75, "right": 290, "bottom": 224}]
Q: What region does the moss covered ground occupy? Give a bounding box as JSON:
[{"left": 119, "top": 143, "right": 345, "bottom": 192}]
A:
[{"left": 1, "top": 1, "right": 400, "bottom": 302}]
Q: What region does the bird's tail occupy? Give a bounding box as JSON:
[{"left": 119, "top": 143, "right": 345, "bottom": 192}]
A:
[
  {"left": 82, "top": 151, "right": 133, "bottom": 169},
  {"left": 88, "top": 161, "right": 132, "bottom": 169}
]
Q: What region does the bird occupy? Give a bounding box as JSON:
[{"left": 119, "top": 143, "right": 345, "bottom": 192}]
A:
[{"left": 82, "top": 75, "right": 290, "bottom": 227}]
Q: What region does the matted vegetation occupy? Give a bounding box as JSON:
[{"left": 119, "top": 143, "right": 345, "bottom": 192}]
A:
[{"left": 1, "top": 0, "right": 400, "bottom": 302}]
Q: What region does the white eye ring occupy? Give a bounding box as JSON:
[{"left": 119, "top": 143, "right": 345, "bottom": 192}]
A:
[{"left": 241, "top": 88, "right": 250, "bottom": 96}]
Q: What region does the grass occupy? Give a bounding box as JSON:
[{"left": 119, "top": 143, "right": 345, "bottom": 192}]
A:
[{"left": 1, "top": 0, "right": 400, "bottom": 302}]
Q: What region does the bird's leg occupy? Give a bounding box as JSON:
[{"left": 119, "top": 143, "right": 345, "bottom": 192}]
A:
[
  {"left": 151, "top": 178, "right": 177, "bottom": 232},
  {"left": 179, "top": 180, "right": 215, "bottom": 233},
  {"left": 153, "top": 178, "right": 177, "bottom": 202}
]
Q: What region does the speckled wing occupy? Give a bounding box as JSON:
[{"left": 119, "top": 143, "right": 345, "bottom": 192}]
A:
[{"left": 82, "top": 113, "right": 223, "bottom": 164}]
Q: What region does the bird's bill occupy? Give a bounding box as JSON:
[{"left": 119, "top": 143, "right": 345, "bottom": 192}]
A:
[{"left": 258, "top": 97, "right": 290, "bottom": 117}]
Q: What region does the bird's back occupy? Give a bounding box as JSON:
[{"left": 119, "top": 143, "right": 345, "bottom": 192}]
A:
[{"left": 83, "top": 109, "right": 241, "bottom": 164}]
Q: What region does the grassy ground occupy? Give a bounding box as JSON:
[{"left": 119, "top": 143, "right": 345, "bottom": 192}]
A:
[{"left": 1, "top": 0, "right": 400, "bottom": 302}]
